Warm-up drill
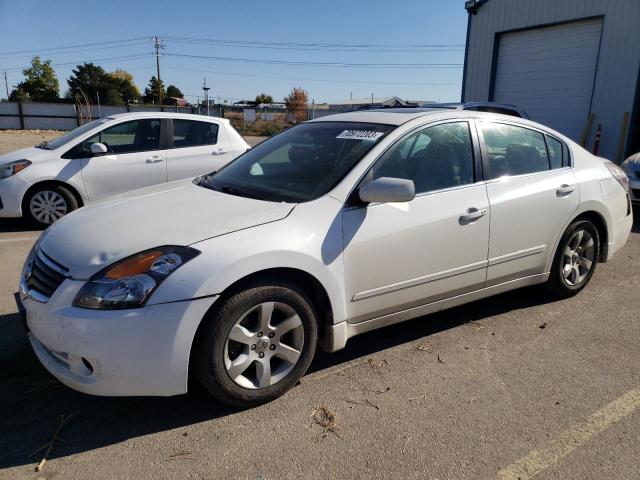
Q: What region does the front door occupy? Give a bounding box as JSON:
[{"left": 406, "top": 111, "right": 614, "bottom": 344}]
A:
[
  {"left": 342, "top": 121, "right": 491, "bottom": 323},
  {"left": 79, "top": 118, "right": 167, "bottom": 202},
  {"left": 477, "top": 121, "right": 579, "bottom": 285}
]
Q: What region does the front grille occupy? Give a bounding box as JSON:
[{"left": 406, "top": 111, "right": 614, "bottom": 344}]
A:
[{"left": 26, "top": 248, "right": 69, "bottom": 299}]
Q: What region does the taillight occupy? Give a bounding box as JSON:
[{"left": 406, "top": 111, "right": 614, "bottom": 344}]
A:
[{"left": 605, "top": 162, "right": 630, "bottom": 193}]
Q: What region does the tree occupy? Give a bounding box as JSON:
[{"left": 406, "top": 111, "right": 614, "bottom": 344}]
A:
[
  {"left": 67, "top": 63, "right": 122, "bottom": 105},
  {"left": 284, "top": 87, "right": 308, "bottom": 123},
  {"left": 110, "top": 69, "right": 141, "bottom": 104},
  {"left": 166, "top": 84, "right": 183, "bottom": 99},
  {"left": 10, "top": 56, "right": 59, "bottom": 101},
  {"left": 143, "top": 76, "right": 166, "bottom": 104},
  {"left": 255, "top": 93, "right": 273, "bottom": 104}
]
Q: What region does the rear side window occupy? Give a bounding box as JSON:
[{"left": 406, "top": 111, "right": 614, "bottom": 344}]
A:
[
  {"left": 480, "top": 122, "right": 550, "bottom": 179},
  {"left": 172, "top": 120, "right": 219, "bottom": 148},
  {"left": 546, "top": 136, "right": 563, "bottom": 169}
]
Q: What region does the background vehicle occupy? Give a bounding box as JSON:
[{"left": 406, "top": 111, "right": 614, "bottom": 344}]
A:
[
  {"left": 20, "top": 109, "right": 632, "bottom": 407},
  {"left": 0, "top": 112, "right": 249, "bottom": 227},
  {"left": 418, "top": 101, "right": 530, "bottom": 118},
  {"left": 621, "top": 152, "right": 640, "bottom": 203}
]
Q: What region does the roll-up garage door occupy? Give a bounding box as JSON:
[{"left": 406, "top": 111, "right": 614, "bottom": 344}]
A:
[{"left": 492, "top": 18, "right": 603, "bottom": 140}]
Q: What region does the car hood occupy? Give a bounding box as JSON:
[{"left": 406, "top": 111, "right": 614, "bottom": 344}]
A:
[
  {"left": 38, "top": 180, "right": 295, "bottom": 279},
  {"left": 0, "top": 147, "right": 51, "bottom": 164}
]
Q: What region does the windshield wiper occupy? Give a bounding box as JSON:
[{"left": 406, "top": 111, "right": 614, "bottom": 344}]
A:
[
  {"left": 219, "top": 185, "right": 263, "bottom": 200},
  {"left": 35, "top": 141, "right": 50, "bottom": 149}
]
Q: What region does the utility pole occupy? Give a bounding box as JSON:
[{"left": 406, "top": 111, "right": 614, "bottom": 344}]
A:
[
  {"left": 3, "top": 71, "right": 9, "bottom": 100},
  {"left": 154, "top": 36, "right": 165, "bottom": 110},
  {"left": 202, "top": 77, "right": 211, "bottom": 116}
]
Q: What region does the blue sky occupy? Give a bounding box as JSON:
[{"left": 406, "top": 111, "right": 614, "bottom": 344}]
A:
[{"left": 0, "top": 0, "right": 468, "bottom": 104}]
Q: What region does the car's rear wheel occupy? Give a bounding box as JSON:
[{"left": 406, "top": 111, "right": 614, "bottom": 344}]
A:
[
  {"left": 193, "top": 282, "right": 318, "bottom": 407},
  {"left": 24, "top": 185, "right": 78, "bottom": 228},
  {"left": 546, "top": 220, "right": 600, "bottom": 297}
]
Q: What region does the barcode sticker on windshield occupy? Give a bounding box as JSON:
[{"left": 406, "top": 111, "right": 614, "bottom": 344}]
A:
[{"left": 336, "top": 130, "right": 384, "bottom": 141}]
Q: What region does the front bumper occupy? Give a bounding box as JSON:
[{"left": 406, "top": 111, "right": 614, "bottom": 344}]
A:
[
  {"left": 23, "top": 279, "right": 218, "bottom": 396},
  {"left": 0, "top": 174, "right": 31, "bottom": 218}
]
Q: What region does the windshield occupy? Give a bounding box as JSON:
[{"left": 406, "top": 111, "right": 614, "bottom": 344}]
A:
[
  {"left": 201, "top": 122, "right": 394, "bottom": 202},
  {"left": 37, "top": 119, "right": 108, "bottom": 150}
]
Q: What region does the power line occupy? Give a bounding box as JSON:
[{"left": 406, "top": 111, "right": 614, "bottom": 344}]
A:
[
  {"left": 163, "top": 65, "right": 461, "bottom": 87},
  {"left": 2, "top": 53, "right": 152, "bottom": 71},
  {"left": 165, "top": 36, "right": 464, "bottom": 53},
  {"left": 164, "top": 52, "right": 462, "bottom": 69},
  {"left": 0, "top": 40, "right": 151, "bottom": 60},
  {"left": 161, "top": 36, "right": 465, "bottom": 49},
  {"left": 0, "top": 37, "right": 151, "bottom": 57}
]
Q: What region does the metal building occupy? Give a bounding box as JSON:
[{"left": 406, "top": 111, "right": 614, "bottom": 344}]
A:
[{"left": 461, "top": 0, "right": 640, "bottom": 162}]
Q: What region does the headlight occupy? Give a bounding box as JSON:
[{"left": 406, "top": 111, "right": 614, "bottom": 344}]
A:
[
  {"left": 73, "top": 246, "right": 200, "bottom": 310},
  {"left": 605, "top": 161, "right": 630, "bottom": 193},
  {"left": 1, "top": 160, "right": 31, "bottom": 179}
]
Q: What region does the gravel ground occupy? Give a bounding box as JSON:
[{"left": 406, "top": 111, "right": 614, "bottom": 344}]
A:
[{"left": 0, "top": 132, "right": 639, "bottom": 479}]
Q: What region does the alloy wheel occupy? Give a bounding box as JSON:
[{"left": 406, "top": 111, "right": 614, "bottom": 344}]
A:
[
  {"left": 224, "top": 301, "right": 304, "bottom": 389},
  {"left": 562, "top": 229, "right": 595, "bottom": 286}
]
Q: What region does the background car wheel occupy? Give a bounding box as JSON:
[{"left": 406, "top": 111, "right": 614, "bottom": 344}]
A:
[
  {"left": 24, "top": 185, "right": 78, "bottom": 228},
  {"left": 545, "top": 220, "right": 600, "bottom": 298},
  {"left": 194, "top": 281, "right": 318, "bottom": 407}
]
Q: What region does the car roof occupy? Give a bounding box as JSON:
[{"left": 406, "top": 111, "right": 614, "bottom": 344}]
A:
[
  {"left": 105, "top": 111, "right": 230, "bottom": 123},
  {"left": 307, "top": 109, "right": 449, "bottom": 126},
  {"left": 307, "top": 108, "right": 531, "bottom": 126}
]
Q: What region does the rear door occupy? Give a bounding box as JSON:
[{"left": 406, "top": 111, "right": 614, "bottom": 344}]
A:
[
  {"left": 78, "top": 118, "right": 167, "bottom": 202},
  {"left": 166, "top": 118, "right": 234, "bottom": 181},
  {"left": 478, "top": 121, "right": 579, "bottom": 285}
]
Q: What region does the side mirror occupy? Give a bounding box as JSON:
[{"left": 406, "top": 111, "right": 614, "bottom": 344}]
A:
[
  {"left": 358, "top": 177, "right": 416, "bottom": 204},
  {"left": 90, "top": 143, "right": 108, "bottom": 155}
]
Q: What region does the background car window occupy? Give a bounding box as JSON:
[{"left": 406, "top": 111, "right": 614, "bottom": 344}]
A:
[
  {"left": 481, "top": 123, "right": 549, "bottom": 178},
  {"left": 172, "top": 120, "right": 219, "bottom": 148},
  {"left": 369, "top": 122, "right": 475, "bottom": 194},
  {"left": 546, "top": 135, "right": 564, "bottom": 169},
  {"left": 82, "top": 119, "right": 161, "bottom": 154}
]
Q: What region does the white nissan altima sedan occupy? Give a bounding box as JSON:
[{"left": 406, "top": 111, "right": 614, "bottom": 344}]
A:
[
  {"left": 19, "top": 109, "right": 632, "bottom": 406},
  {"left": 0, "top": 112, "right": 249, "bottom": 227}
]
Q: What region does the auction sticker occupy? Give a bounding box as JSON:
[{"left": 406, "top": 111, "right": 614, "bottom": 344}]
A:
[{"left": 336, "top": 130, "right": 384, "bottom": 141}]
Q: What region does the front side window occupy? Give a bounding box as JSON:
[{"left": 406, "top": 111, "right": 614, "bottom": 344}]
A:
[
  {"left": 480, "top": 122, "right": 549, "bottom": 179},
  {"left": 366, "top": 121, "right": 475, "bottom": 194},
  {"left": 172, "top": 120, "right": 219, "bottom": 148},
  {"left": 80, "top": 119, "right": 161, "bottom": 155},
  {"left": 202, "top": 122, "right": 394, "bottom": 202},
  {"left": 41, "top": 119, "right": 108, "bottom": 150}
]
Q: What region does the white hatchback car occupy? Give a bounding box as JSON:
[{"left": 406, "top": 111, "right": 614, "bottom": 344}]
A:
[
  {"left": 19, "top": 109, "right": 632, "bottom": 406},
  {"left": 0, "top": 112, "right": 249, "bottom": 227}
]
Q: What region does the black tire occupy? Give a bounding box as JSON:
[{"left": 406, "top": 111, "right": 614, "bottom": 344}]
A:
[
  {"left": 23, "top": 184, "right": 78, "bottom": 229},
  {"left": 545, "top": 220, "right": 600, "bottom": 298},
  {"left": 193, "top": 281, "right": 318, "bottom": 407}
]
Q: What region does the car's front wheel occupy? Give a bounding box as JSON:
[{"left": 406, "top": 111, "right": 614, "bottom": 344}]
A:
[
  {"left": 193, "top": 281, "right": 318, "bottom": 407},
  {"left": 24, "top": 185, "right": 78, "bottom": 228},
  {"left": 546, "top": 219, "right": 600, "bottom": 297}
]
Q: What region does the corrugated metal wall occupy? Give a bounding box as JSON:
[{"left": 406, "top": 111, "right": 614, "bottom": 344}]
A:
[{"left": 463, "top": 0, "right": 640, "bottom": 160}]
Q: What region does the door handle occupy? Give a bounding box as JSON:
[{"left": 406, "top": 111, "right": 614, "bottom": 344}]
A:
[
  {"left": 556, "top": 184, "right": 575, "bottom": 196},
  {"left": 212, "top": 148, "right": 228, "bottom": 155},
  {"left": 459, "top": 207, "right": 487, "bottom": 225},
  {"left": 146, "top": 156, "right": 164, "bottom": 163}
]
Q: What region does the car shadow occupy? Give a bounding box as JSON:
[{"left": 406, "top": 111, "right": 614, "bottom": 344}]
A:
[
  {"left": 0, "top": 285, "right": 556, "bottom": 470},
  {"left": 632, "top": 204, "right": 640, "bottom": 234},
  {"left": 0, "top": 218, "right": 41, "bottom": 234}
]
